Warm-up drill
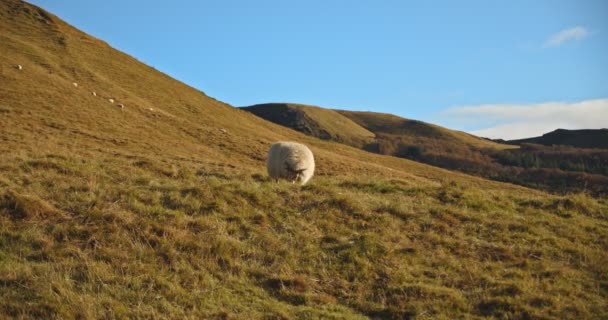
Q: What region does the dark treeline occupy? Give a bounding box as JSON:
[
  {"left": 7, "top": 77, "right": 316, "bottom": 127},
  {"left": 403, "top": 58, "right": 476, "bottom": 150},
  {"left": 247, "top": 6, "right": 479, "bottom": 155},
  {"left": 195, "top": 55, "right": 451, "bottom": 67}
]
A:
[
  {"left": 369, "top": 138, "right": 608, "bottom": 196},
  {"left": 492, "top": 144, "right": 608, "bottom": 175}
]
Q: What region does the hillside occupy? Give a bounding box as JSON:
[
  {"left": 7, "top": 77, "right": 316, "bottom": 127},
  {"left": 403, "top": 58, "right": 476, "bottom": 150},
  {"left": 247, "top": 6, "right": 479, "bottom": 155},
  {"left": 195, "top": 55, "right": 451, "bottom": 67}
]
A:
[
  {"left": 508, "top": 129, "right": 608, "bottom": 149},
  {"left": 242, "top": 105, "right": 512, "bottom": 170},
  {"left": 337, "top": 113, "right": 608, "bottom": 195},
  {"left": 242, "top": 104, "right": 513, "bottom": 152},
  {"left": 1, "top": 1, "right": 608, "bottom": 319},
  {"left": 336, "top": 110, "right": 513, "bottom": 151},
  {"left": 242, "top": 103, "right": 375, "bottom": 148},
  {"left": 244, "top": 105, "right": 608, "bottom": 195},
  {"left": 334, "top": 110, "right": 515, "bottom": 166}
]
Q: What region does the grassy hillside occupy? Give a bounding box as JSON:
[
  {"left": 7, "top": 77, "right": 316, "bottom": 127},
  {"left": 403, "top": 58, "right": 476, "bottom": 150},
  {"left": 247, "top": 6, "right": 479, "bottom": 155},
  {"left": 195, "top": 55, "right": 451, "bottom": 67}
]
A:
[
  {"left": 508, "top": 129, "right": 608, "bottom": 149},
  {"left": 246, "top": 105, "right": 608, "bottom": 195},
  {"left": 336, "top": 110, "right": 514, "bottom": 151},
  {"left": 1, "top": 1, "right": 608, "bottom": 319},
  {"left": 242, "top": 103, "right": 375, "bottom": 148},
  {"left": 242, "top": 104, "right": 513, "bottom": 152}
]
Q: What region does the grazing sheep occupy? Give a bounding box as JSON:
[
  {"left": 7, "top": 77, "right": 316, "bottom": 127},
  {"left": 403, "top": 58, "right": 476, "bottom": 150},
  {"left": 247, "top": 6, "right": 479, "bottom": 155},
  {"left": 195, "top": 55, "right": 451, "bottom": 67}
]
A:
[
  {"left": 117, "top": 103, "right": 124, "bottom": 109},
  {"left": 267, "top": 141, "right": 315, "bottom": 185},
  {"left": 108, "top": 98, "right": 115, "bottom": 103},
  {"left": 92, "top": 91, "right": 97, "bottom": 97},
  {"left": 220, "top": 128, "right": 227, "bottom": 134},
  {"left": 72, "top": 82, "right": 78, "bottom": 87},
  {"left": 16, "top": 64, "right": 23, "bottom": 70}
]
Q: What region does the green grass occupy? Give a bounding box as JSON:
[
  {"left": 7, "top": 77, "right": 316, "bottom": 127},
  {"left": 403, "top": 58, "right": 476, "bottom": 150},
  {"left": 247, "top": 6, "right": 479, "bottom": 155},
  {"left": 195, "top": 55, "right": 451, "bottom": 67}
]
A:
[
  {"left": 1, "top": 1, "right": 607, "bottom": 318},
  {"left": 1, "top": 150, "right": 607, "bottom": 319}
]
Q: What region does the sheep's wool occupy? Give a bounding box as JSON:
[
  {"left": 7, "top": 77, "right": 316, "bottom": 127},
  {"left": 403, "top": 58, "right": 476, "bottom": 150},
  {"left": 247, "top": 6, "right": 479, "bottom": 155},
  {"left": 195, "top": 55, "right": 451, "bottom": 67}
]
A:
[{"left": 267, "top": 141, "right": 315, "bottom": 185}]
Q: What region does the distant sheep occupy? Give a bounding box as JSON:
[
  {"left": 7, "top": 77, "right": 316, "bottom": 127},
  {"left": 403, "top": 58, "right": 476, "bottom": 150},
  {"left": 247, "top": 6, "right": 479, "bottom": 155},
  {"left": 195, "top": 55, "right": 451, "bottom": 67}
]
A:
[
  {"left": 72, "top": 82, "right": 78, "bottom": 87},
  {"left": 16, "top": 64, "right": 23, "bottom": 70},
  {"left": 108, "top": 98, "right": 115, "bottom": 103},
  {"left": 117, "top": 103, "right": 124, "bottom": 109},
  {"left": 267, "top": 141, "right": 315, "bottom": 185},
  {"left": 92, "top": 91, "right": 97, "bottom": 97}
]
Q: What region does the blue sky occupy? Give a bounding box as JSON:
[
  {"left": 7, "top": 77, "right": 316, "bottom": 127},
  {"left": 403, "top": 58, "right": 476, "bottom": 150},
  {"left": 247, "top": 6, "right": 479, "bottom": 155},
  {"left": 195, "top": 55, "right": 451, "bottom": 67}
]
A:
[{"left": 28, "top": 0, "right": 608, "bottom": 139}]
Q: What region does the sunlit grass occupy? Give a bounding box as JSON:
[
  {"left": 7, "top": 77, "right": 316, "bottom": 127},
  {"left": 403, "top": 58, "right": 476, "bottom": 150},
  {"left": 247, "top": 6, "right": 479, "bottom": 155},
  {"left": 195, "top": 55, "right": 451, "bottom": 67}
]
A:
[
  {"left": 1, "top": 150, "right": 607, "bottom": 319},
  {"left": 1, "top": 1, "right": 607, "bottom": 318}
]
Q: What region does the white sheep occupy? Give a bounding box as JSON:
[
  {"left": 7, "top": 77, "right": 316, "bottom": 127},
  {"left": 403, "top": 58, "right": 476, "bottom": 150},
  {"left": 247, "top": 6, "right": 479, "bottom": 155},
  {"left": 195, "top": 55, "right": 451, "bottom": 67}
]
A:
[
  {"left": 72, "top": 82, "right": 78, "bottom": 87},
  {"left": 108, "top": 98, "right": 115, "bottom": 103},
  {"left": 16, "top": 64, "right": 23, "bottom": 70},
  {"left": 267, "top": 141, "right": 315, "bottom": 185},
  {"left": 117, "top": 103, "right": 124, "bottom": 109},
  {"left": 92, "top": 91, "right": 97, "bottom": 97}
]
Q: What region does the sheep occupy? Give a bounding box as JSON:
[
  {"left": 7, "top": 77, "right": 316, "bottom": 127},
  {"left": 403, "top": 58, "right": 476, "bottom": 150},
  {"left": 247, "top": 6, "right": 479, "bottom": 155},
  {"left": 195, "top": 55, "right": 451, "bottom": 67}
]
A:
[
  {"left": 92, "top": 91, "right": 97, "bottom": 97},
  {"left": 108, "top": 98, "right": 115, "bottom": 103},
  {"left": 220, "top": 128, "right": 227, "bottom": 134},
  {"left": 72, "top": 82, "right": 78, "bottom": 87},
  {"left": 117, "top": 103, "right": 124, "bottom": 109},
  {"left": 16, "top": 64, "right": 23, "bottom": 70},
  {"left": 267, "top": 141, "right": 315, "bottom": 185}
]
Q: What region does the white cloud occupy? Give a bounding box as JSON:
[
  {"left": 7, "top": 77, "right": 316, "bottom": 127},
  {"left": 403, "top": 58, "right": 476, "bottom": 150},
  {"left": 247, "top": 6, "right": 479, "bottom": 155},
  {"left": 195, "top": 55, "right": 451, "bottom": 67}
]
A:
[
  {"left": 444, "top": 99, "right": 608, "bottom": 140},
  {"left": 543, "top": 26, "right": 589, "bottom": 48}
]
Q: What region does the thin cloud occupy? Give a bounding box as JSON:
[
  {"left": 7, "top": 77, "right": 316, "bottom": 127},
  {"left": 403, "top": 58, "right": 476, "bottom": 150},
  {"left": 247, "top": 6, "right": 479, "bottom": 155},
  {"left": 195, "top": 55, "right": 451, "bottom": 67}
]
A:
[
  {"left": 444, "top": 99, "right": 608, "bottom": 140},
  {"left": 543, "top": 26, "right": 589, "bottom": 48}
]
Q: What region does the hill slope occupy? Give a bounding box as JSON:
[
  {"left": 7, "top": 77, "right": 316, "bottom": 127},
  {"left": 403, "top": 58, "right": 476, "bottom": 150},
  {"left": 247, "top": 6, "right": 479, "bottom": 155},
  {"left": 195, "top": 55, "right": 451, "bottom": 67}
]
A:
[
  {"left": 509, "top": 129, "right": 608, "bottom": 149},
  {"left": 336, "top": 110, "right": 513, "bottom": 150},
  {"left": 244, "top": 105, "right": 608, "bottom": 195},
  {"left": 1, "top": 1, "right": 608, "bottom": 319},
  {"left": 242, "top": 103, "right": 375, "bottom": 148},
  {"left": 242, "top": 103, "right": 513, "bottom": 152}
]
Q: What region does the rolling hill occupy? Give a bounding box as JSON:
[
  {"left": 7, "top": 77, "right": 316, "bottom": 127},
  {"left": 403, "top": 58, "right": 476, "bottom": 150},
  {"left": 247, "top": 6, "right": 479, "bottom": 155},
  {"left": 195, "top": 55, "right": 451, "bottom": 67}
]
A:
[
  {"left": 244, "top": 105, "right": 608, "bottom": 195},
  {"left": 508, "top": 128, "right": 608, "bottom": 149},
  {"left": 242, "top": 103, "right": 513, "bottom": 152},
  {"left": 336, "top": 110, "right": 513, "bottom": 150},
  {"left": 242, "top": 103, "right": 375, "bottom": 148},
  {"left": 1, "top": 1, "right": 607, "bottom": 319}
]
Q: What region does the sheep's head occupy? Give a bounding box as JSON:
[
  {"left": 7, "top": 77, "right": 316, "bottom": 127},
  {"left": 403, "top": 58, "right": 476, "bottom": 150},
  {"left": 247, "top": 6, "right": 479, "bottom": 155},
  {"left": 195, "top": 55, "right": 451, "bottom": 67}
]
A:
[
  {"left": 291, "top": 169, "right": 306, "bottom": 184},
  {"left": 285, "top": 164, "right": 306, "bottom": 184}
]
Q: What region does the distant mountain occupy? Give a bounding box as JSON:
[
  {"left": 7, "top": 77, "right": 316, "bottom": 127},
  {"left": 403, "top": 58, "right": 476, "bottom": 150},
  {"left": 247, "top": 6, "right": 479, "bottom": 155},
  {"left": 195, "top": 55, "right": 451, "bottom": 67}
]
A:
[
  {"left": 508, "top": 129, "right": 608, "bottom": 149},
  {"left": 242, "top": 104, "right": 514, "bottom": 153},
  {"left": 336, "top": 110, "right": 513, "bottom": 151},
  {"left": 241, "top": 103, "right": 375, "bottom": 148},
  {"left": 242, "top": 104, "right": 516, "bottom": 174},
  {"left": 243, "top": 104, "right": 608, "bottom": 195}
]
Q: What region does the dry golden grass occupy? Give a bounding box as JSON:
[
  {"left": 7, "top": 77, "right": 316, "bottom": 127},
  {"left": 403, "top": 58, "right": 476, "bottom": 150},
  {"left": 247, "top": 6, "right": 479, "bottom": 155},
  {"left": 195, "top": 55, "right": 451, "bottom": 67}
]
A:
[{"left": 1, "top": 1, "right": 607, "bottom": 319}]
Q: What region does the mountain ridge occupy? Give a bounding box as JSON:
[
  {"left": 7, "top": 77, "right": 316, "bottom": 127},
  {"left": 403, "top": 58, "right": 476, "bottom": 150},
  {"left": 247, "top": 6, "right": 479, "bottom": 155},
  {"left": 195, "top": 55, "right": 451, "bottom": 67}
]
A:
[
  {"left": 242, "top": 103, "right": 375, "bottom": 148},
  {"left": 243, "top": 103, "right": 608, "bottom": 195},
  {"left": 507, "top": 128, "right": 608, "bottom": 149}
]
